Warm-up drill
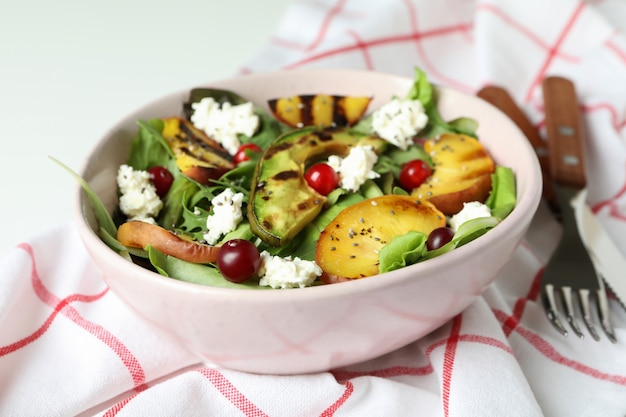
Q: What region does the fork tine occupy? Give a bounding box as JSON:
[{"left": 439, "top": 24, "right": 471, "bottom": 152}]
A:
[
  {"left": 595, "top": 275, "right": 617, "bottom": 343},
  {"left": 477, "top": 83, "right": 616, "bottom": 343},
  {"left": 585, "top": 251, "right": 618, "bottom": 343},
  {"left": 560, "top": 286, "right": 585, "bottom": 339},
  {"left": 577, "top": 288, "right": 600, "bottom": 341},
  {"left": 541, "top": 283, "right": 568, "bottom": 336}
]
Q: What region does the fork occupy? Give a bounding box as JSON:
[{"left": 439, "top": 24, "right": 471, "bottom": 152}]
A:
[
  {"left": 477, "top": 78, "right": 616, "bottom": 342},
  {"left": 540, "top": 76, "right": 615, "bottom": 342}
]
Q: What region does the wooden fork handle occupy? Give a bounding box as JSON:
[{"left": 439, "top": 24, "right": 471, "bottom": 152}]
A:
[
  {"left": 477, "top": 85, "right": 558, "bottom": 210},
  {"left": 542, "top": 76, "right": 587, "bottom": 189}
]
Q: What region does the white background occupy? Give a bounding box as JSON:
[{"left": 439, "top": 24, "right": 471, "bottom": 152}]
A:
[{"left": 0, "top": 0, "right": 290, "bottom": 256}]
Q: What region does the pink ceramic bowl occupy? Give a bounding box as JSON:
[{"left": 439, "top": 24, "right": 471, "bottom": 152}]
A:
[{"left": 75, "top": 68, "right": 541, "bottom": 375}]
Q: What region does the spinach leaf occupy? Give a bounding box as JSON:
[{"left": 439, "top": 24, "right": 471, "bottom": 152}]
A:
[
  {"left": 127, "top": 119, "right": 177, "bottom": 173},
  {"left": 374, "top": 145, "right": 432, "bottom": 178},
  {"left": 146, "top": 245, "right": 267, "bottom": 289}
]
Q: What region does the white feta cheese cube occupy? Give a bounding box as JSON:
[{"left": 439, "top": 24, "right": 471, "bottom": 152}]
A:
[
  {"left": 203, "top": 188, "right": 245, "bottom": 245},
  {"left": 449, "top": 201, "right": 492, "bottom": 232},
  {"left": 371, "top": 98, "right": 428, "bottom": 150},
  {"left": 190, "top": 97, "right": 259, "bottom": 155},
  {"left": 116, "top": 164, "right": 162, "bottom": 224},
  {"left": 327, "top": 145, "right": 380, "bottom": 192},
  {"left": 258, "top": 251, "right": 322, "bottom": 289}
]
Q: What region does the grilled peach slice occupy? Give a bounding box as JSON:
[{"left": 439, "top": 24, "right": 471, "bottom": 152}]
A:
[
  {"left": 268, "top": 94, "right": 372, "bottom": 128},
  {"left": 315, "top": 195, "right": 445, "bottom": 281},
  {"left": 161, "top": 117, "right": 235, "bottom": 184},
  {"left": 411, "top": 133, "right": 495, "bottom": 215}
]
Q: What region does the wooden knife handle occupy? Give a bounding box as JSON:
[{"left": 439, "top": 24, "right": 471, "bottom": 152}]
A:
[
  {"left": 477, "top": 85, "right": 558, "bottom": 210},
  {"left": 542, "top": 76, "right": 587, "bottom": 188}
]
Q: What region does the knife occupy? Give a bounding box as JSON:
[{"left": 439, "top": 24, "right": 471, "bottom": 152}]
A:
[{"left": 573, "top": 188, "right": 626, "bottom": 309}]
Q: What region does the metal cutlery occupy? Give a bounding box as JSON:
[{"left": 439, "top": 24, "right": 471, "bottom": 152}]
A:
[{"left": 478, "top": 78, "right": 616, "bottom": 342}]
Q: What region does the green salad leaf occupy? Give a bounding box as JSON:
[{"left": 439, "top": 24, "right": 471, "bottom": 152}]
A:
[
  {"left": 375, "top": 163, "right": 517, "bottom": 268},
  {"left": 374, "top": 145, "right": 432, "bottom": 178},
  {"left": 146, "top": 245, "right": 266, "bottom": 289},
  {"left": 54, "top": 65, "right": 518, "bottom": 290},
  {"left": 49, "top": 156, "right": 118, "bottom": 244},
  {"left": 352, "top": 66, "right": 478, "bottom": 140},
  {"left": 128, "top": 119, "right": 177, "bottom": 172},
  {"left": 379, "top": 231, "right": 428, "bottom": 273},
  {"left": 405, "top": 67, "right": 478, "bottom": 138},
  {"left": 486, "top": 166, "right": 516, "bottom": 220}
]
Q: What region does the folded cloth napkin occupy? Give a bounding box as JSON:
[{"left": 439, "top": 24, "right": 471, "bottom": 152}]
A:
[{"left": 2, "top": 0, "right": 626, "bottom": 416}]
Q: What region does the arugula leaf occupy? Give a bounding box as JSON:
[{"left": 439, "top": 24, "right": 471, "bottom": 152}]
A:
[
  {"left": 158, "top": 174, "right": 201, "bottom": 230},
  {"left": 175, "top": 202, "right": 210, "bottom": 241},
  {"left": 213, "top": 158, "right": 258, "bottom": 196},
  {"left": 49, "top": 156, "right": 118, "bottom": 242}
]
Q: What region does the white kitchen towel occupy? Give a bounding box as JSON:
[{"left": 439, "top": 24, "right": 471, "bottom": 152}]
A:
[{"left": 2, "top": 0, "right": 626, "bottom": 416}]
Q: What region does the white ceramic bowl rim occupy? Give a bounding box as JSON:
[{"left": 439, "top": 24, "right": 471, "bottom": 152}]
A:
[{"left": 75, "top": 68, "right": 542, "bottom": 305}]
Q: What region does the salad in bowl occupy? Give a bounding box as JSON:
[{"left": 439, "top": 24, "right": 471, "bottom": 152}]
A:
[
  {"left": 62, "top": 68, "right": 540, "bottom": 374},
  {"left": 60, "top": 67, "right": 516, "bottom": 290}
]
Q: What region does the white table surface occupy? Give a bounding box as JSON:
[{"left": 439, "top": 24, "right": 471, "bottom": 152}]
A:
[{"left": 0, "top": 0, "right": 290, "bottom": 257}]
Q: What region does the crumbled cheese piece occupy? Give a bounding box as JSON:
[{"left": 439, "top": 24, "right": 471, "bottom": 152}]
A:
[
  {"left": 116, "top": 164, "right": 162, "bottom": 224},
  {"left": 190, "top": 97, "right": 259, "bottom": 155},
  {"left": 327, "top": 145, "right": 380, "bottom": 192},
  {"left": 371, "top": 98, "right": 428, "bottom": 150},
  {"left": 449, "top": 201, "right": 492, "bottom": 232},
  {"left": 258, "top": 251, "right": 322, "bottom": 289},
  {"left": 203, "top": 188, "right": 245, "bottom": 245}
]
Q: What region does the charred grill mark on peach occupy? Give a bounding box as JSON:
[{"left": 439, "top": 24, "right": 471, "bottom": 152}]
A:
[{"left": 272, "top": 170, "right": 299, "bottom": 181}]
